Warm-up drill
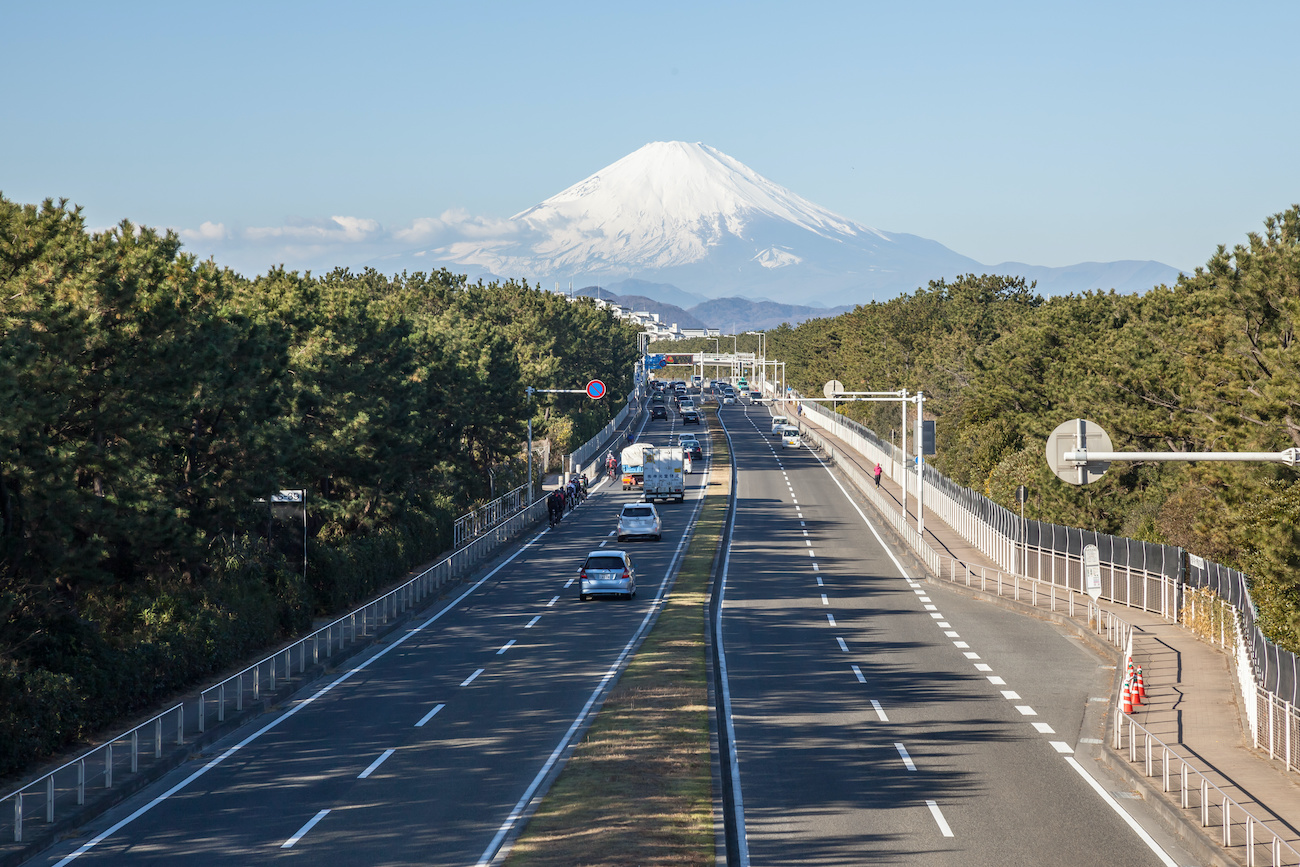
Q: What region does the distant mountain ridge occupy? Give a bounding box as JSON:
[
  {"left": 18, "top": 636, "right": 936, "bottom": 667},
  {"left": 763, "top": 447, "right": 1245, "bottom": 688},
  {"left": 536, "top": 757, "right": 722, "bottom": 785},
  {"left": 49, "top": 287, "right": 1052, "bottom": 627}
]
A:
[
  {"left": 577, "top": 285, "right": 848, "bottom": 333},
  {"left": 375, "top": 141, "right": 1183, "bottom": 307}
]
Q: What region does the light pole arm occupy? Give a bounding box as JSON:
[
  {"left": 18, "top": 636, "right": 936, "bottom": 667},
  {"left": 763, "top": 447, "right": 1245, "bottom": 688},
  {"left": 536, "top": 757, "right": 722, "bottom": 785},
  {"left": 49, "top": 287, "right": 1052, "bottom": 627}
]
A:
[{"left": 1065, "top": 448, "right": 1300, "bottom": 466}]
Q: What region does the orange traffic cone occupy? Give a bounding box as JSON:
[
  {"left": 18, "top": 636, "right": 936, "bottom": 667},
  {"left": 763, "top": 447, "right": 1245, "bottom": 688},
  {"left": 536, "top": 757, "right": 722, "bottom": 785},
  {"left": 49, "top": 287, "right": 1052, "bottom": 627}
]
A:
[
  {"left": 1121, "top": 677, "right": 1133, "bottom": 714},
  {"left": 1135, "top": 666, "right": 1146, "bottom": 703}
]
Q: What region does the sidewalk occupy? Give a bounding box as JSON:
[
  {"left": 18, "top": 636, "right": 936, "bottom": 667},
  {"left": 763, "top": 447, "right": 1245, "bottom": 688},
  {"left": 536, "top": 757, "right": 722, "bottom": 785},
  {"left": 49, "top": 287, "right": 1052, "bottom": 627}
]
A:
[{"left": 799, "top": 411, "right": 1300, "bottom": 862}]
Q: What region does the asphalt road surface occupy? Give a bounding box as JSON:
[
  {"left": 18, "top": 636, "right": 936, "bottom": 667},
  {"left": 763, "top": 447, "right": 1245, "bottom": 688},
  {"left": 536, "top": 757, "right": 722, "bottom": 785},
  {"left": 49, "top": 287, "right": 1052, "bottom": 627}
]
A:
[
  {"left": 716, "top": 403, "right": 1196, "bottom": 867},
  {"left": 27, "top": 409, "right": 706, "bottom": 867}
]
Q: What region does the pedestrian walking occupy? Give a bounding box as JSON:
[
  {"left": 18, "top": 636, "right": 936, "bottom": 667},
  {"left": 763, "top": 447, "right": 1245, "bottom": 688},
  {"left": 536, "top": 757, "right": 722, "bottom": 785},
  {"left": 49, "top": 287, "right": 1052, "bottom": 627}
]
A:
[{"left": 873, "top": 463, "right": 883, "bottom": 488}]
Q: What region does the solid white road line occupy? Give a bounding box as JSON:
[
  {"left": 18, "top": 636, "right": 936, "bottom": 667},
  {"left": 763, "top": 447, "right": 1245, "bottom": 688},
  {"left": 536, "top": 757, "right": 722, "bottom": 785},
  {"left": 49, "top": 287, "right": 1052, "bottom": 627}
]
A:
[
  {"left": 414, "top": 703, "right": 445, "bottom": 727},
  {"left": 870, "top": 699, "right": 888, "bottom": 722},
  {"left": 357, "top": 748, "right": 395, "bottom": 779},
  {"left": 926, "top": 800, "right": 955, "bottom": 837},
  {"left": 478, "top": 443, "right": 712, "bottom": 867},
  {"left": 895, "top": 743, "right": 917, "bottom": 771},
  {"left": 281, "top": 809, "right": 330, "bottom": 849},
  {"left": 807, "top": 449, "right": 911, "bottom": 579},
  {"left": 460, "top": 668, "right": 485, "bottom": 686},
  {"left": 1064, "top": 756, "right": 1179, "bottom": 866}
]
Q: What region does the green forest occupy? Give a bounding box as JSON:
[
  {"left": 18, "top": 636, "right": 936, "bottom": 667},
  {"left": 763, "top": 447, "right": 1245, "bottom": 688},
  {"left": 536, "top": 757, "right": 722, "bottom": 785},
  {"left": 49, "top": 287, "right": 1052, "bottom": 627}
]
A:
[
  {"left": 0, "top": 196, "right": 640, "bottom": 778},
  {"left": 662, "top": 206, "right": 1300, "bottom": 654}
]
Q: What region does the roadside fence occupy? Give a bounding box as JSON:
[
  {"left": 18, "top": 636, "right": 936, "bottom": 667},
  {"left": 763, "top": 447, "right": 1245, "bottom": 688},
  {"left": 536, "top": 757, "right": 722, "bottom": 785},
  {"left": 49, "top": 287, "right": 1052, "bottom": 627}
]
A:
[
  {"left": 1115, "top": 713, "right": 1299, "bottom": 867},
  {"left": 455, "top": 483, "right": 528, "bottom": 548}
]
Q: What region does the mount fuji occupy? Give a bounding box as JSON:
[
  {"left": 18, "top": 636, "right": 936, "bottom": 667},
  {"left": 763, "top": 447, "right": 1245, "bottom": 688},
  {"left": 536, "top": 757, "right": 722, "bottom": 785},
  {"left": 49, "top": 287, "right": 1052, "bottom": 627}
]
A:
[{"left": 374, "top": 142, "right": 1180, "bottom": 308}]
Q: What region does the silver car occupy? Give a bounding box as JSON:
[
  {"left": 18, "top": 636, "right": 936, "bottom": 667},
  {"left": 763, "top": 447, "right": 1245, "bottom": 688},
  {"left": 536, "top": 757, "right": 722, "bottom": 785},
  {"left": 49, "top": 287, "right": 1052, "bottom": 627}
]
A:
[
  {"left": 618, "top": 503, "right": 662, "bottom": 541},
  {"left": 578, "top": 551, "right": 637, "bottom": 600}
]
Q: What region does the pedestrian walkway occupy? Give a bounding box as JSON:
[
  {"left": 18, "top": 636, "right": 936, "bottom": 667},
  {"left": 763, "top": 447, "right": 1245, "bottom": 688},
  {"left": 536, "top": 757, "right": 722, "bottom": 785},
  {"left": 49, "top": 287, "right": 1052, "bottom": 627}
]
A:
[{"left": 796, "top": 408, "right": 1300, "bottom": 863}]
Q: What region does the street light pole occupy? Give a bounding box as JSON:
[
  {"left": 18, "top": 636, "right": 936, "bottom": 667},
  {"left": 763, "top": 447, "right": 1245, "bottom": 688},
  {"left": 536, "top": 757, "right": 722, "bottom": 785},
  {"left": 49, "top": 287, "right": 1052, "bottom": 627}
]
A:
[{"left": 525, "top": 386, "right": 535, "bottom": 503}]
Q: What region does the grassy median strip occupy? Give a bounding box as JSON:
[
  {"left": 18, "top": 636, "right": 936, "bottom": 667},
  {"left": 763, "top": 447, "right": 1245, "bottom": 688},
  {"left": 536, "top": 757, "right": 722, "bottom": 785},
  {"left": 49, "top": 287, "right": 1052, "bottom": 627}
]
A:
[{"left": 504, "top": 410, "right": 731, "bottom": 867}]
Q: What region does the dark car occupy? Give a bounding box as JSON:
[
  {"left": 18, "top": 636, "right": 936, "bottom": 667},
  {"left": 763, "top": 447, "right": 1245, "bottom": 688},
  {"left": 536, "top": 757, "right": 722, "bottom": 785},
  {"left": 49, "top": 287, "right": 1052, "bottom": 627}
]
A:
[
  {"left": 680, "top": 438, "right": 703, "bottom": 460},
  {"left": 680, "top": 409, "right": 701, "bottom": 425},
  {"left": 650, "top": 404, "right": 668, "bottom": 420}
]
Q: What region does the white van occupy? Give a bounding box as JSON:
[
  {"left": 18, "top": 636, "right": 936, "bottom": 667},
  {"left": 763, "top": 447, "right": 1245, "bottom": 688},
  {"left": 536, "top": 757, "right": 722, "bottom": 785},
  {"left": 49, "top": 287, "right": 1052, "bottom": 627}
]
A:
[{"left": 770, "top": 415, "right": 789, "bottom": 435}]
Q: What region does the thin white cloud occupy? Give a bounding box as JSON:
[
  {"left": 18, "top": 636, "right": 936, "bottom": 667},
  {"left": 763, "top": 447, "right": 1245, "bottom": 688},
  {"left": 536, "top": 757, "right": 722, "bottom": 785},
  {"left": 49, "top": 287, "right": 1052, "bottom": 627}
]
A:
[
  {"left": 172, "top": 211, "right": 531, "bottom": 277},
  {"left": 179, "top": 221, "right": 228, "bottom": 242},
  {"left": 244, "top": 215, "right": 382, "bottom": 243},
  {"left": 391, "top": 209, "right": 520, "bottom": 244}
]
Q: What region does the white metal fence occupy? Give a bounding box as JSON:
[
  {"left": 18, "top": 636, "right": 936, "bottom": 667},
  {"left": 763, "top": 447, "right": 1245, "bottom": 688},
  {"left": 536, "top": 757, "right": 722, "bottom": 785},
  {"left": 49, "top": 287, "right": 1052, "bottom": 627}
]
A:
[
  {"left": 1115, "top": 712, "right": 1299, "bottom": 867},
  {"left": 454, "top": 483, "right": 528, "bottom": 548}
]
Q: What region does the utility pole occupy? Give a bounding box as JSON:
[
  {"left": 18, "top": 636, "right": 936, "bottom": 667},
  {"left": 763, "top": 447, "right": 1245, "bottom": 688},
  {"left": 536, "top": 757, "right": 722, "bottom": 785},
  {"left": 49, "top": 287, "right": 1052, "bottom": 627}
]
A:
[{"left": 526, "top": 386, "right": 535, "bottom": 503}]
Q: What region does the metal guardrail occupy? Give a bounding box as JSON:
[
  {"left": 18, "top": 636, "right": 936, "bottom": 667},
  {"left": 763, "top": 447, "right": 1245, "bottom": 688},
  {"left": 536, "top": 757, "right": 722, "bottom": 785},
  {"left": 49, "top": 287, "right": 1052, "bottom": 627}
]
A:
[
  {"left": 1115, "top": 713, "right": 1300, "bottom": 866},
  {"left": 1, "top": 496, "right": 550, "bottom": 845},
  {"left": 455, "top": 483, "right": 528, "bottom": 548}
]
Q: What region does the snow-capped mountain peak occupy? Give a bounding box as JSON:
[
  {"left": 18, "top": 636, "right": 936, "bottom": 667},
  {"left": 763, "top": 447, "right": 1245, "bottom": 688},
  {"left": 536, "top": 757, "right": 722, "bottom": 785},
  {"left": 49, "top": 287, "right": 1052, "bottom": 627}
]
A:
[
  {"left": 512, "top": 141, "right": 876, "bottom": 260},
  {"left": 395, "top": 141, "right": 1181, "bottom": 307}
]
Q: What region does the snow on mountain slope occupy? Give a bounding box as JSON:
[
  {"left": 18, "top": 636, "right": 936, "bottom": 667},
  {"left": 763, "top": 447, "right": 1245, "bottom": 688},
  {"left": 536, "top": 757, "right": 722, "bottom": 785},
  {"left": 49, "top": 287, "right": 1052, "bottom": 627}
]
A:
[{"left": 387, "top": 141, "right": 1181, "bottom": 306}]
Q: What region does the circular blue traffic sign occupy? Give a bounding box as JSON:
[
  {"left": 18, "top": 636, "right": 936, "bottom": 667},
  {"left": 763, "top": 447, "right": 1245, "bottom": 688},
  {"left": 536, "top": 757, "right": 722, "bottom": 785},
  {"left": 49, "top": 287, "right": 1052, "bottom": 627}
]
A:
[{"left": 586, "top": 379, "right": 607, "bottom": 399}]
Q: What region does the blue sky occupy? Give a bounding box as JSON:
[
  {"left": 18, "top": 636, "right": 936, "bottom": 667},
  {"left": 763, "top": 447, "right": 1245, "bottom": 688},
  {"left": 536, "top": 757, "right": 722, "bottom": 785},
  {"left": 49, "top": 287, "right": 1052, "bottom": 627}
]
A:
[{"left": 3, "top": 1, "right": 1297, "bottom": 279}]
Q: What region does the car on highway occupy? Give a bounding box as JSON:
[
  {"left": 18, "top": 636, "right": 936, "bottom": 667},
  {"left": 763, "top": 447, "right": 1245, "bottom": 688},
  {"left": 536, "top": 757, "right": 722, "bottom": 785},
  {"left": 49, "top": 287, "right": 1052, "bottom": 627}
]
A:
[
  {"left": 680, "top": 437, "right": 703, "bottom": 460},
  {"left": 680, "top": 409, "right": 701, "bottom": 425},
  {"left": 650, "top": 404, "right": 668, "bottom": 420},
  {"left": 780, "top": 426, "right": 802, "bottom": 448},
  {"left": 770, "top": 415, "right": 789, "bottom": 435},
  {"left": 577, "top": 551, "right": 636, "bottom": 600},
  {"left": 617, "top": 503, "right": 662, "bottom": 541},
  {"left": 722, "top": 394, "right": 735, "bottom": 405},
  {"left": 679, "top": 398, "right": 695, "bottom": 411}
]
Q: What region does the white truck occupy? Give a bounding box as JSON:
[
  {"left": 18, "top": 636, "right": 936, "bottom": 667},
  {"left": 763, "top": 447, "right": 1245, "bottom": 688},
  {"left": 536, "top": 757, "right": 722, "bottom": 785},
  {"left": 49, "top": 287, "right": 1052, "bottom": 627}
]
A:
[
  {"left": 621, "top": 442, "right": 655, "bottom": 490},
  {"left": 641, "top": 446, "right": 685, "bottom": 503}
]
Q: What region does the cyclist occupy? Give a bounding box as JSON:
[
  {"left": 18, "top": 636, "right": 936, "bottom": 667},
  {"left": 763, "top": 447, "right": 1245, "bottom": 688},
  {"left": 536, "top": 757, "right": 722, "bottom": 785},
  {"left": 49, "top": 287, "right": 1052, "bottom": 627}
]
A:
[{"left": 606, "top": 452, "right": 618, "bottom": 479}]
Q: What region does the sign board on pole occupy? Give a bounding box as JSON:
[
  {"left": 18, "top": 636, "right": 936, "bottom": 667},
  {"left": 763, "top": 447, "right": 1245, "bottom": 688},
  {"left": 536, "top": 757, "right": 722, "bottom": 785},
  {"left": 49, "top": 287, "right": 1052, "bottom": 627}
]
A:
[
  {"left": 823, "top": 380, "right": 845, "bottom": 399},
  {"left": 1046, "top": 418, "right": 1113, "bottom": 485},
  {"left": 1083, "top": 544, "right": 1102, "bottom": 600},
  {"left": 585, "top": 380, "right": 607, "bottom": 399},
  {"left": 920, "top": 419, "right": 936, "bottom": 456}
]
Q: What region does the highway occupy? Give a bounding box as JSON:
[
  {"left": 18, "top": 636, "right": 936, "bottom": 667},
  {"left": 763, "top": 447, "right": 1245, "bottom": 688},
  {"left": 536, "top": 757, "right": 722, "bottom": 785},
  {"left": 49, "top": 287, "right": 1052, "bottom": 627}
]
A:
[
  {"left": 27, "top": 410, "right": 706, "bottom": 867},
  {"left": 716, "top": 402, "right": 1194, "bottom": 866}
]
